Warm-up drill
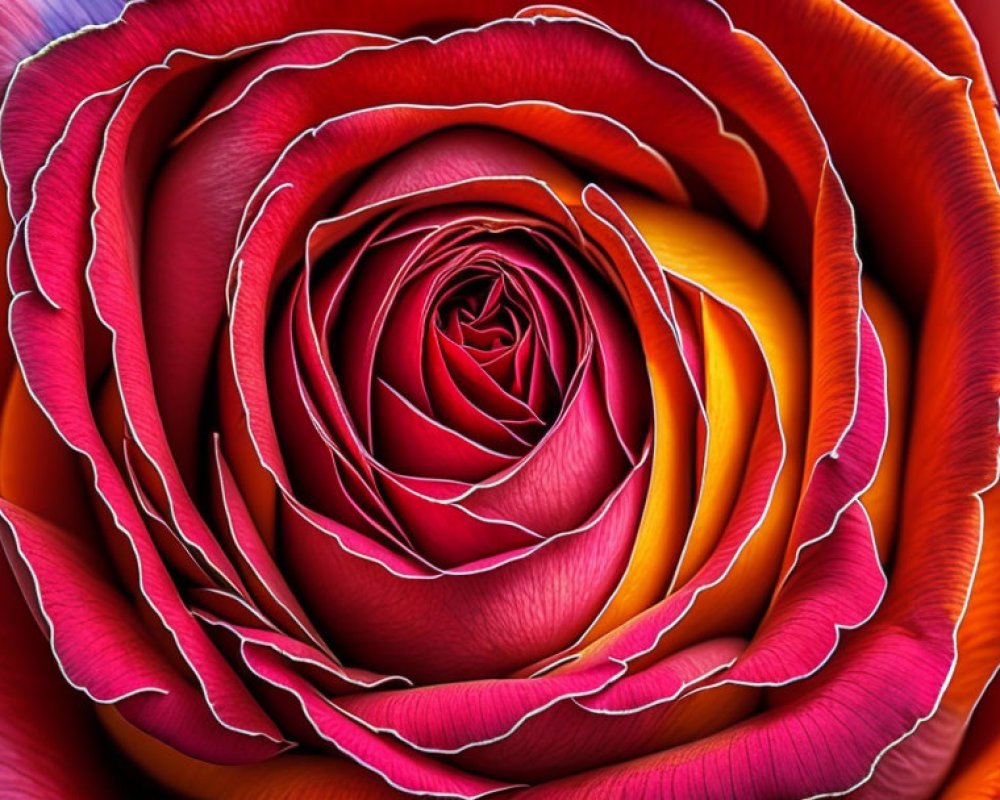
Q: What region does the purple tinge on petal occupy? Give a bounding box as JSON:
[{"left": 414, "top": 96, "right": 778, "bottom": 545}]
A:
[{"left": 0, "top": 0, "right": 123, "bottom": 80}]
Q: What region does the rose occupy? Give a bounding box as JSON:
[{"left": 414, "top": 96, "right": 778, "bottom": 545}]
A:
[
  {"left": 1, "top": 1, "right": 999, "bottom": 797},
  {"left": 1, "top": 2, "right": 998, "bottom": 798}
]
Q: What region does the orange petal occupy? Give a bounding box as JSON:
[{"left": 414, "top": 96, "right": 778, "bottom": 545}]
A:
[
  {"left": 670, "top": 293, "right": 766, "bottom": 589},
  {"left": 567, "top": 194, "right": 696, "bottom": 646},
  {"left": 941, "top": 671, "right": 1000, "bottom": 798},
  {"left": 844, "top": 0, "right": 1000, "bottom": 179},
  {"left": 559, "top": 197, "right": 805, "bottom": 667}
]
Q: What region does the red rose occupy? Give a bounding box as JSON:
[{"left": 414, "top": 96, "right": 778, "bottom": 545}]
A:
[{"left": 1, "top": 1, "right": 999, "bottom": 798}]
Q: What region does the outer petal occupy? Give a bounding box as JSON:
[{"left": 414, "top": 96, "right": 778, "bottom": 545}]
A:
[
  {"left": 0, "top": 553, "right": 127, "bottom": 799},
  {"left": 9, "top": 291, "right": 285, "bottom": 762},
  {"left": 942, "top": 676, "right": 1000, "bottom": 798},
  {"left": 0, "top": 498, "right": 283, "bottom": 764},
  {"left": 844, "top": 0, "right": 1000, "bottom": 171},
  {"left": 717, "top": 0, "right": 1000, "bottom": 787},
  {"left": 869, "top": 482, "right": 1000, "bottom": 797},
  {"left": 2, "top": 0, "right": 517, "bottom": 214},
  {"left": 514, "top": 619, "right": 957, "bottom": 798},
  {"left": 958, "top": 0, "right": 1000, "bottom": 99}
]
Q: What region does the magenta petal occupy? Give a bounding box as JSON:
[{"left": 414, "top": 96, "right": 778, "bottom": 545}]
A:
[
  {"left": 0, "top": 500, "right": 283, "bottom": 763},
  {"left": 336, "top": 659, "right": 624, "bottom": 753},
  {"left": 515, "top": 625, "right": 954, "bottom": 798},
  {"left": 144, "top": 31, "right": 394, "bottom": 485},
  {"left": 172, "top": 29, "right": 397, "bottom": 145},
  {"left": 722, "top": 501, "right": 886, "bottom": 685},
  {"left": 212, "top": 440, "right": 327, "bottom": 648},
  {"left": 187, "top": 587, "right": 273, "bottom": 631},
  {"left": 372, "top": 379, "right": 518, "bottom": 482},
  {"left": 20, "top": 89, "right": 116, "bottom": 311},
  {"left": 121, "top": 440, "right": 219, "bottom": 587},
  {"left": 849, "top": 701, "right": 970, "bottom": 799},
  {"left": 780, "top": 311, "right": 887, "bottom": 562},
  {"left": 440, "top": 362, "right": 629, "bottom": 534},
  {"left": 9, "top": 292, "right": 284, "bottom": 760},
  {"left": 451, "top": 646, "right": 757, "bottom": 784},
  {"left": 0, "top": 551, "right": 126, "bottom": 798},
  {"left": 549, "top": 383, "right": 780, "bottom": 671},
  {"left": 282, "top": 455, "right": 650, "bottom": 682},
  {"left": 379, "top": 257, "right": 539, "bottom": 455},
  {"left": 0, "top": 502, "right": 171, "bottom": 704},
  {"left": 578, "top": 637, "right": 746, "bottom": 713},
  {"left": 84, "top": 64, "right": 250, "bottom": 593},
  {"left": 371, "top": 358, "right": 636, "bottom": 566},
  {"left": 239, "top": 643, "right": 517, "bottom": 798},
  {"left": 194, "top": 610, "right": 409, "bottom": 694},
  {"left": 269, "top": 285, "right": 402, "bottom": 541},
  {"left": 374, "top": 463, "right": 547, "bottom": 567}
]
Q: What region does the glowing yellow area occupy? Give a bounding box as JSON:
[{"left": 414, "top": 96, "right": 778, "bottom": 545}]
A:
[
  {"left": 671, "top": 293, "right": 767, "bottom": 590},
  {"left": 576, "top": 196, "right": 807, "bottom": 654},
  {"left": 859, "top": 277, "right": 910, "bottom": 562}
]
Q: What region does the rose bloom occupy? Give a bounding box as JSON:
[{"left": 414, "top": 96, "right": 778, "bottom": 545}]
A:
[{"left": 1, "top": 0, "right": 999, "bottom": 798}]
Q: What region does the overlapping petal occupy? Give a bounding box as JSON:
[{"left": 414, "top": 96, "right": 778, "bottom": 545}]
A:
[{"left": 0, "top": 0, "right": 997, "bottom": 797}]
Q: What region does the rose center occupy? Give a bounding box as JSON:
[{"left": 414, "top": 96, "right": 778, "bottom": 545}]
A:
[{"left": 436, "top": 272, "right": 523, "bottom": 351}]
